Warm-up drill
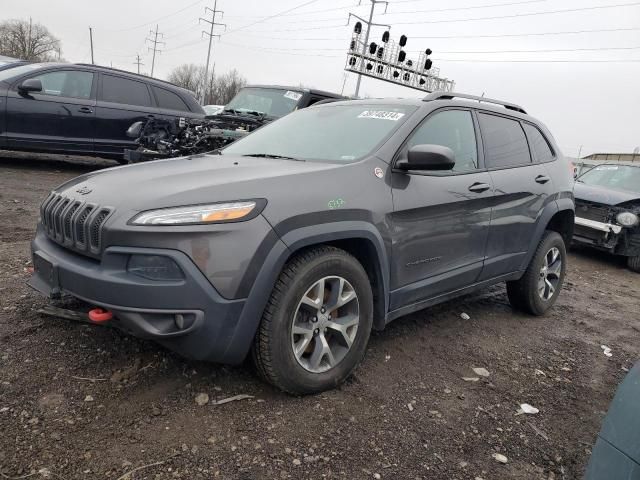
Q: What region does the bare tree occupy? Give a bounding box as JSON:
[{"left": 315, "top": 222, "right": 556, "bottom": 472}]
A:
[
  {"left": 0, "top": 19, "right": 61, "bottom": 61},
  {"left": 167, "top": 64, "right": 205, "bottom": 99},
  {"left": 211, "top": 69, "right": 247, "bottom": 105},
  {"left": 167, "top": 64, "right": 246, "bottom": 105}
]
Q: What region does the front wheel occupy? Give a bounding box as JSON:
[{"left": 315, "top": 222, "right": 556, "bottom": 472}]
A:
[
  {"left": 507, "top": 231, "right": 567, "bottom": 315},
  {"left": 252, "top": 246, "right": 373, "bottom": 395}
]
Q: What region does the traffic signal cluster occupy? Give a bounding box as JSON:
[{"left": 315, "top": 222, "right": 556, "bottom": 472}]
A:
[{"left": 345, "top": 25, "right": 455, "bottom": 93}]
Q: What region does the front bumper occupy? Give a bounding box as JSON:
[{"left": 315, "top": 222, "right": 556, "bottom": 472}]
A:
[
  {"left": 28, "top": 227, "right": 248, "bottom": 363},
  {"left": 573, "top": 216, "right": 640, "bottom": 256}
]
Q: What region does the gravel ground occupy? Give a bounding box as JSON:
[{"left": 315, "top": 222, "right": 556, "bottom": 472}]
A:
[{"left": 0, "top": 153, "right": 638, "bottom": 480}]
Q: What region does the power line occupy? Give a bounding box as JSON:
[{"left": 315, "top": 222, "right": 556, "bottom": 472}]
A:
[
  {"left": 146, "top": 25, "right": 165, "bottom": 77},
  {"left": 436, "top": 58, "right": 640, "bottom": 63},
  {"left": 438, "top": 45, "right": 640, "bottom": 53},
  {"left": 225, "top": 3, "right": 361, "bottom": 19},
  {"left": 200, "top": 0, "right": 226, "bottom": 103},
  {"left": 389, "top": 2, "right": 640, "bottom": 25},
  {"left": 133, "top": 54, "right": 144, "bottom": 74},
  {"left": 222, "top": 0, "right": 323, "bottom": 36},
  {"left": 107, "top": 0, "right": 205, "bottom": 32},
  {"left": 236, "top": 26, "right": 640, "bottom": 42},
  {"left": 386, "top": 0, "right": 546, "bottom": 13}
]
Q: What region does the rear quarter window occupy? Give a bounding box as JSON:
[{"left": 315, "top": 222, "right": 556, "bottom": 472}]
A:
[
  {"left": 478, "top": 112, "right": 531, "bottom": 168},
  {"left": 523, "top": 123, "right": 555, "bottom": 163},
  {"left": 152, "top": 86, "right": 191, "bottom": 112},
  {"left": 101, "top": 74, "right": 152, "bottom": 107}
]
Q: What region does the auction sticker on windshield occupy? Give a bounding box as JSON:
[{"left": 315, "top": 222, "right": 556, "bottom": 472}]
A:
[
  {"left": 284, "top": 91, "right": 303, "bottom": 101},
  {"left": 358, "top": 110, "right": 405, "bottom": 121}
]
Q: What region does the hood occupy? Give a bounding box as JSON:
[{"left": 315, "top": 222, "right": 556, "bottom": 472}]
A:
[
  {"left": 53, "top": 154, "right": 340, "bottom": 213},
  {"left": 573, "top": 181, "right": 640, "bottom": 207},
  {"left": 598, "top": 363, "right": 640, "bottom": 463}
]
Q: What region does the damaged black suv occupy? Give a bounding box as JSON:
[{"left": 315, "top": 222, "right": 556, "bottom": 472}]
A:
[
  {"left": 28, "top": 92, "right": 574, "bottom": 394},
  {"left": 573, "top": 163, "right": 640, "bottom": 272}
]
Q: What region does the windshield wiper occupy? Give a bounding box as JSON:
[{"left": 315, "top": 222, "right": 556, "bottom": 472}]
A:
[{"left": 242, "top": 153, "right": 304, "bottom": 161}]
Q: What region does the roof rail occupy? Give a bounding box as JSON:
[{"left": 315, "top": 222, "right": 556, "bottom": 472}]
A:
[
  {"left": 74, "top": 63, "right": 182, "bottom": 89},
  {"left": 423, "top": 91, "right": 527, "bottom": 114}
]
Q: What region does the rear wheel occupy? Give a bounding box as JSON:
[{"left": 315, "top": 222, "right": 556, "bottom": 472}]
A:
[
  {"left": 628, "top": 255, "right": 640, "bottom": 273},
  {"left": 252, "top": 246, "right": 373, "bottom": 395},
  {"left": 507, "top": 231, "right": 566, "bottom": 315}
]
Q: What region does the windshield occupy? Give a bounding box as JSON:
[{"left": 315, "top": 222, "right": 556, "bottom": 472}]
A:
[
  {"left": 224, "top": 87, "right": 304, "bottom": 118},
  {"left": 0, "top": 63, "right": 45, "bottom": 83},
  {"left": 222, "top": 104, "right": 415, "bottom": 163},
  {"left": 578, "top": 164, "right": 640, "bottom": 194}
]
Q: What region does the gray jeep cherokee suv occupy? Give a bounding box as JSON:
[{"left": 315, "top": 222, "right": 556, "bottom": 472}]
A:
[{"left": 28, "top": 92, "right": 575, "bottom": 394}]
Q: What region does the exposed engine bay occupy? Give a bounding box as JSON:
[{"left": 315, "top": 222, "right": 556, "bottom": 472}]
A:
[{"left": 123, "top": 112, "right": 267, "bottom": 163}]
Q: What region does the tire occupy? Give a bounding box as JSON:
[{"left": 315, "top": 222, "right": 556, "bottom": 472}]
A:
[
  {"left": 628, "top": 255, "right": 640, "bottom": 273},
  {"left": 507, "top": 231, "right": 567, "bottom": 316},
  {"left": 252, "top": 246, "right": 373, "bottom": 395}
]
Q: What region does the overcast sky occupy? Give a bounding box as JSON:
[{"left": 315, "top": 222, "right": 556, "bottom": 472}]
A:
[{"left": 3, "top": 0, "right": 639, "bottom": 156}]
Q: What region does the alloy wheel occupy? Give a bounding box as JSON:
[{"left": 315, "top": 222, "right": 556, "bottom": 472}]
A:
[
  {"left": 538, "top": 247, "right": 562, "bottom": 301},
  {"left": 291, "top": 276, "right": 360, "bottom": 373}
]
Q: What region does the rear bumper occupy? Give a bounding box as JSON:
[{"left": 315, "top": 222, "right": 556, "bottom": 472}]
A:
[{"left": 28, "top": 227, "right": 249, "bottom": 363}]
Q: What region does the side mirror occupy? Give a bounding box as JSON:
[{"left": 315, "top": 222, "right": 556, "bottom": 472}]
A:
[
  {"left": 126, "top": 121, "right": 144, "bottom": 138},
  {"left": 397, "top": 144, "right": 455, "bottom": 171},
  {"left": 18, "top": 78, "right": 43, "bottom": 94}
]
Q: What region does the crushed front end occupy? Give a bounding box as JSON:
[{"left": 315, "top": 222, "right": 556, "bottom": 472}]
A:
[{"left": 573, "top": 199, "right": 640, "bottom": 257}]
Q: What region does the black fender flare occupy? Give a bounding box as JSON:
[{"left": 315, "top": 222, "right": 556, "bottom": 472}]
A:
[
  {"left": 221, "top": 221, "right": 390, "bottom": 364},
  {"left": 518, "top": 198, "right": 574, "bottom": 271}
]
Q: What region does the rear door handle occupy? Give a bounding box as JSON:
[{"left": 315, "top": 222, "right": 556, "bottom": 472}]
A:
[
  {"left": 78, "top": 107, "right": 93, "bottom": 114},
  {"left": 535, "top": 175, "right": 550, "bottom": 184},
  {"left": 468, "top": 182, "right": 491, "bottom": 193}
]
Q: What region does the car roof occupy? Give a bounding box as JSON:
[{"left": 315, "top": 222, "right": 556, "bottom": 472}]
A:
[
  {"left": 244, "top": 84, "right": 344, "bottom": 99},
  {"left": 320, "top": 94, "right": 540, "bottom": 124},
  {"left": 71, "top": 63, "right": 194, "bottom": 95}
]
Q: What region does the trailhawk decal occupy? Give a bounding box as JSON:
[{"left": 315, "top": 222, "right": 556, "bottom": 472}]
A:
[{"left": 358, "top": 110, "right": 405, "bottom": 121}]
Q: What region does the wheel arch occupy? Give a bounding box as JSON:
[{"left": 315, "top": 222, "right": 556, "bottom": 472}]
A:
[
  {"left": 221, "top": 221, "right": 390, "bottom": 364},
  {"left": 518, "top": 199, "right": 574, "bottom": 272}
]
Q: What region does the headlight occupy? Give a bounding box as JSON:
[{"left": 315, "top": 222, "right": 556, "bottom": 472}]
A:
[
  {"left": 616, "top": 211, "right": 639, "bottom": 227},
  {"left": 130, "top": 201, "right": 258, "bottom": 225}
]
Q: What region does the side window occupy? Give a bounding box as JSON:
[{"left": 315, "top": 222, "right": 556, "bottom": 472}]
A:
[
  {"left": 152, "top": 86, "right": 190, "bottom": 112},
  {"left": 101, "top": 75, "right": 152, "bottom": 107},
  {"left": 405, "top": 109, "right": 478, "bottom": 172},
  {"left": 478, "top": 113, "right": 531, "bottom": 168},
  {"left": 523, "top": 123, "right": 555, "bottom": 163},
  {"left": 30, "top": 70, "right": 93, "bottom": 99}
]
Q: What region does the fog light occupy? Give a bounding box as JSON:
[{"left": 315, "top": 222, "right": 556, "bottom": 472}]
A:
[
  {"left": 127, "top": 255, "right": 184, "bottom": 281},
  {"left": 616, "top": 211, "right": 639, "bottom": 227}
]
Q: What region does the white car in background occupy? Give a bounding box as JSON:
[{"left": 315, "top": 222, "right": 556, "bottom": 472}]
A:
[{"left": 203, "top": 104, "right": 225, "bottom": 117}]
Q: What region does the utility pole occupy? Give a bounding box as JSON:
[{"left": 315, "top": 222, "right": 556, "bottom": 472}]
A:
[
  {"left": 199, "top": 1, "right": 226, "bottom": 103},
  {"left": 28, "top": 18, "right": 32, "bottom": 59},
  {"left": 146, "top": 25, "right": 165, "bottom": 78},
  {"left": 348, "top": 0, "right": 389, "bottom": 98},
  {"left": 89, "top": 27, "right": 94, "bottom": 64},
  {"left": 133, "top": 54, "right": 144, "bottom": 74}
]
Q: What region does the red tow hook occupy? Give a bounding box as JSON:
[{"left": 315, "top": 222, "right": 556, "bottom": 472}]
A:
[{"left": 88, "top": 308, "right": 113, "bottom": 323}]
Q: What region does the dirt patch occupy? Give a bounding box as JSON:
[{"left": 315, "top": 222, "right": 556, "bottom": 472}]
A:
[{"left": 0, "top": 155, "right": 638, "bottom": 479}]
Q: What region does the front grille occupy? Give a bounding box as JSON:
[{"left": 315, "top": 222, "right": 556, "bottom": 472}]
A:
[
  {"left": 40, "top": 193, "right": 112, "bottom": 257},
  {"left": 575, "top": 200, "right": 611, "bottom": 223}
]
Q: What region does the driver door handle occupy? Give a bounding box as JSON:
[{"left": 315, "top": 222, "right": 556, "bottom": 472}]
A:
[
  {"left": 468, "top": 182, "right": 491, "bottom": 193},
  {"left": 535, "top": 174, "right": 550, "bottom": 184},
  {"left": 78, "top": 107, "right": 93, "bottom": 114}
]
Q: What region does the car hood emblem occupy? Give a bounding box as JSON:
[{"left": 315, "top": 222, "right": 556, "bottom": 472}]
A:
[{"left": 76, "top": 186, "right": 92, "bottom": 195}]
